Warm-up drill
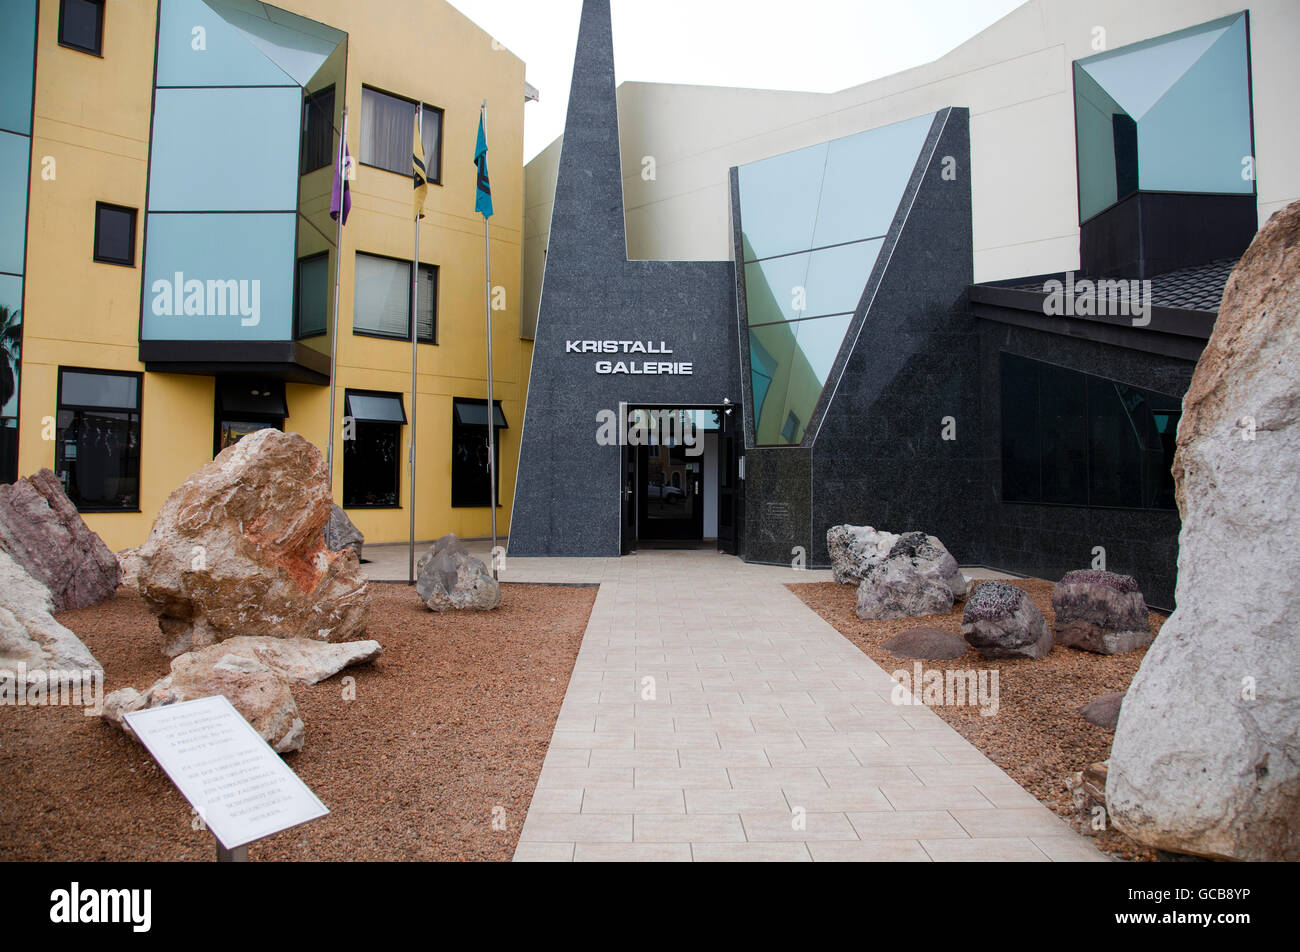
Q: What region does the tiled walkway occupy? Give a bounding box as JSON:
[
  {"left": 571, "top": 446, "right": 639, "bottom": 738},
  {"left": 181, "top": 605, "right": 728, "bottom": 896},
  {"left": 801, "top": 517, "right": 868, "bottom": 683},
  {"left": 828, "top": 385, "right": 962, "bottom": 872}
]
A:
[{"left": 365, "top": 545, "right": 1108, "bottom": 862}]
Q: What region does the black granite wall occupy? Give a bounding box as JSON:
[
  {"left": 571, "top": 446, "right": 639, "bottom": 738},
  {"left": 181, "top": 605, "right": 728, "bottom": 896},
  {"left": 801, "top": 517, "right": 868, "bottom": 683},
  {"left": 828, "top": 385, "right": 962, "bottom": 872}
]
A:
[
  {"left": 508, "top": 0, "right": 740, "bottom": 557},
  {"left": 973, "top": 321, "right": 1196, "bottom": 609}
]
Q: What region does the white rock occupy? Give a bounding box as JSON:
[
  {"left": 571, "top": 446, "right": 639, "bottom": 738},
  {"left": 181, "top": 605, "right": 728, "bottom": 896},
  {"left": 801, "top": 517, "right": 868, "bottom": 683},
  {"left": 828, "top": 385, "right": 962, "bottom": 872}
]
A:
[{"left": 0, "top": 548, "right": 102, "bottom": 676}]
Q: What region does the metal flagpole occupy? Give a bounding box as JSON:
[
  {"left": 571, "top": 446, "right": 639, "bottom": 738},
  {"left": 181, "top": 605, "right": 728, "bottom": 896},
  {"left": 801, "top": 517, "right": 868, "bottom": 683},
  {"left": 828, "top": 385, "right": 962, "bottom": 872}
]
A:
[
  {"left": 326, "top": 107, "right": 348, "bottom": 492},
  {"left": 409, "top": 104, "right": 422, "bottom": 585},
  {"left": 482, "top": 101, "right": 498, "bottom": 579}
]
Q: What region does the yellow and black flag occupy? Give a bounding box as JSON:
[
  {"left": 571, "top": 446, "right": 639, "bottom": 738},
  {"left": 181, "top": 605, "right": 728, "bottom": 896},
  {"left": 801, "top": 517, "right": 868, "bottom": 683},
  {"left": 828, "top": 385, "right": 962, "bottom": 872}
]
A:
[{"left": 413, "top": 111, "right": 428, "bottom": 220}]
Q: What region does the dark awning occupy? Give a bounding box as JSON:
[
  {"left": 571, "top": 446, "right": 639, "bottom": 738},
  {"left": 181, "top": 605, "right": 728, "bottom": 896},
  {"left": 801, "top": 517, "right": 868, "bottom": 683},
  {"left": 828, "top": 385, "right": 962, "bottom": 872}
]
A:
[
  {"left": 453, "top": 398, "right": 508, "bottom": 428},
  {"left": 216, "top": 378, "right": 288, "bottom": 418},
  {"left": 346, "top": 390, "right": 407, "bottom": 424}
]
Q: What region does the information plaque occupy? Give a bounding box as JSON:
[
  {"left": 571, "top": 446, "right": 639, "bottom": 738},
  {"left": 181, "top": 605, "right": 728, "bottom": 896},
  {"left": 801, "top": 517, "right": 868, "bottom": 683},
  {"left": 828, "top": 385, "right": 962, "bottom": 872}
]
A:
[{"left": 124, "top": 695, "right": 328, "bottom": 852}]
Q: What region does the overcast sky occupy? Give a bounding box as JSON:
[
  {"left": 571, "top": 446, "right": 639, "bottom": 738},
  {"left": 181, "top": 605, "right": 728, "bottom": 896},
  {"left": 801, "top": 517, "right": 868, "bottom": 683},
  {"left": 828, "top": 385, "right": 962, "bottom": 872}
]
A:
[{"left": 444, "top": 0, "right": 1028, "bottom": 160}]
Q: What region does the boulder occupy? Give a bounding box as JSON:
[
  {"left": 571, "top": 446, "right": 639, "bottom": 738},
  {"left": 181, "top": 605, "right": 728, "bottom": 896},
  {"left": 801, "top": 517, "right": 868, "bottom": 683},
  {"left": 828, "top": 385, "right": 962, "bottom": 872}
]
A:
[
  {"left": 883, "top": 627, "right": 969, "bottom": 660},
  {"left": 826, "top": 525, "right": 899, "bottom": 585},
  {"left": 324, "top": 504, "right": 364, "bottom": 560},
  {"left": 134, "top": 429, "right": 370, "bottom": 656},
  {"left": 117, "top": 547, "right": 143, "bottom": 593},
  {"left": 0, "top": 548, "right": 102, "bottom": 676},
  {"left": 856, "top": 561, "right": 953, "bottom": 620},
  {"left": 1066, "top": 761, "right": 1110, "bottom": 835},
  {"left": 854, "top": 532, "right": 969, "bottom": 620},
  {"left": 1052, "top": 570, "right": 1152, "bottom": 654},
  {"left": 416, "top": 534, "right": 500, "bottom": 612},
  {"left": 961, "top": 580, "right": 1052, "bottom": 659},
  {"left": 0, "top": 468, "right": 120, "bottom": 610},
  {"left": 1108, "top": 201, "right": 1300, "bottom": 862},
  {"left": 1080, "top": 692, "right": 1125, "bottom": 730},
  {"left": 179, "top": 635, "right": 381, "bottom": 686},
  {"left": 103, "top": 652, "right": 304, "bottom": 754}
]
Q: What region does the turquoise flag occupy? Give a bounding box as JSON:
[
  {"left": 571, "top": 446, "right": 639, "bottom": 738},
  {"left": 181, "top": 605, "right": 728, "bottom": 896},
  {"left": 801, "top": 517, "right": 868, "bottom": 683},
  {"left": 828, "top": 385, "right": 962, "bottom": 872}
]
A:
[{"left": 474, "top": 109, "right": 493, "bottom": 219}]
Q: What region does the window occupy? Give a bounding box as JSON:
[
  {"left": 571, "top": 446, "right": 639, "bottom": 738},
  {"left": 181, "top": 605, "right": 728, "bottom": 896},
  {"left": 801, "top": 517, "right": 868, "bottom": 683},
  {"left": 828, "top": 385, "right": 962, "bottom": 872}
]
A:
[
  {"left": 1000, "top": 353, "right": 1180, "bottom": 510},
  {"left": 451, "top": 398, "right": 508, "bottom": 508},
  {"left": 295, "top": 253, "right": 329, "bottom": 338},
  {"left": 359, "top": 87, "right": 442, "bottom": 183},
  {"left": 59, "top": 0, "right": 104, "bottom": 56},
  {"left": 343, "top": 390, "right": 405, "bottom": 508},
  {"left": 55, "top": 368, "right": 141, "bottom": 512},
  {"left": 352, "top": 252, "right": 436, "bottom": 342},
  {"left": 301, "top": 86, "right": 335, "bottom": 174},
  {"left": 93, "top": 202, "right": 136, "bottom": 266},
  {"left": 214, "top": 378, "right": 287, "bottom": 456},
  {"left": 1073, "top": 12, "right": 1253, "bottom": 222}
]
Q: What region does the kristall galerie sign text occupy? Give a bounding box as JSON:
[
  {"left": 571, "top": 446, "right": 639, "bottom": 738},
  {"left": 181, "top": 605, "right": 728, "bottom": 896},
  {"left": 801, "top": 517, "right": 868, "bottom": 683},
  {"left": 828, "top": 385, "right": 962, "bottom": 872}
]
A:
[{"left": 566, "top": 340, "right": 693, "bottom": 375}]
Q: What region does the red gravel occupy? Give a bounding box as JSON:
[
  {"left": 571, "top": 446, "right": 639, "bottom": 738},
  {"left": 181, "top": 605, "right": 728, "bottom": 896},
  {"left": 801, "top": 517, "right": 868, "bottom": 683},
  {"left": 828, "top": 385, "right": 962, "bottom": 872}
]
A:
[
  {"left": 788, "top": 578, "right": 1165, "bottom": 862},
  {"left": 0, "top": 583, "right": 594, "bottom": 862}
]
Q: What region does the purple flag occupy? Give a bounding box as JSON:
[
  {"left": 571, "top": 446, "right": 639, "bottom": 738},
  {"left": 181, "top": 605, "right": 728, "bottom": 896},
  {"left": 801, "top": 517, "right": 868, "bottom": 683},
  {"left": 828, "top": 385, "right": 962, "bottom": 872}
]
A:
[{"left": 330, "top": 138, "right": 351, "bottom": 225}]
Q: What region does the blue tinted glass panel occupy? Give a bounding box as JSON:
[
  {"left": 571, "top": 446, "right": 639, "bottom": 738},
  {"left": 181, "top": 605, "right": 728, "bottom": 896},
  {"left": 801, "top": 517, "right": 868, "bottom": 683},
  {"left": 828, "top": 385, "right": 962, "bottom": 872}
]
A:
[
  {"left": 1074, "top": 13, "right": 1252, "bottom": 221},
  {"left": 736, "top": 142, "right": 827, "bottom": 262},
  {"left": 0, "top": 132, "right": 30, "bottom": 274},
  {"left": 0, "top": 0, "right": 37, "bottom": 134},
  {"left": 149, "top": 87, "right": 301, "bottom": 211},
  {"left": 749, "top": 315, "right": 851, "bottom": 445},
  {"left": 142, "top": 212, "right": 295, "bottom": 341},
  {"left": 812, "top": 114, "right": 933, "bottom": 248},
  {"left": 156, "top": 0, "right": 300, "bottom": 87},
  {"left": 744, "top": 240, "right": 883, "bottom": 325}
]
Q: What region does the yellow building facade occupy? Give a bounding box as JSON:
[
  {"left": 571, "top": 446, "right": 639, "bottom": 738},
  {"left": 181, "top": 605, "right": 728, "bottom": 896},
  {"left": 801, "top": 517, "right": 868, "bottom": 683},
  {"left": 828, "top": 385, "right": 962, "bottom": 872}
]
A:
[{"left": 8, "top": 0, "right": 533, "bottom": 552}]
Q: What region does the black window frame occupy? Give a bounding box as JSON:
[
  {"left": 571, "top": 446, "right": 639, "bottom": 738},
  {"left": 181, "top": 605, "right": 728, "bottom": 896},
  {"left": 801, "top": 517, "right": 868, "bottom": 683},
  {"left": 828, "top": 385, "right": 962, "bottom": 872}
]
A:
[
  {"left": 293, "top": 250, "right": 330, "bottom": 340},
  {"left": 358, "top": 85, "right": 444, "bottom": 185},
  {"left": 351, "top": 250, "right": 438, "bottom": 345},
  {"left": 300, "top": 84, "right": 336, "bottom": 175},
  {"left": 93, "top": 201, "right": 137, "bottom": 267},
  {"left": 451, "top": 398, "right": 507, "bottom": 509},
  {"left": 55, "top": 366, "right": 143, "bottom": 514},
  {"left": 58, "top": 0, "right": 105, "bottom": 56},
  {"left": 213, "top": 378, "right": 288, "bottom": 458},
  {"left": 342, "top": 389, "right": 405, "bottom": 510}
]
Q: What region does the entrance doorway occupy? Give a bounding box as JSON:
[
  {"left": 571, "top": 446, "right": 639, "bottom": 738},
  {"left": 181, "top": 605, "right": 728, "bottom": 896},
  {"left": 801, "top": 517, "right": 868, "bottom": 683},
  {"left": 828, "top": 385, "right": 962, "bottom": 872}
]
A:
[{"left": 620, "top": 406, "right": 743, "bottom": 555}]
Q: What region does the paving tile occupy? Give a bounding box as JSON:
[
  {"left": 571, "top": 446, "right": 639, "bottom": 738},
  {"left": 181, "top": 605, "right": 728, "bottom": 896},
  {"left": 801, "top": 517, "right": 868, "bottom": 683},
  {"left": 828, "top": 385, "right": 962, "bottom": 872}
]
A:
[
  {"left": 574, "top": 843, "right": 693, "bottom": 862},
  {"left": 581, "top": 788, "right": 687, "bottom": 814},
  {"left": 879, "top": 784, "right": 995, "bottom": 812},
  {"left": 511, "top": 842, "right": 575, "bottom": 862},
  {"left": 781, "top": 786, "right": 894, "bottom": 813},
  {"left": 845, "top": 810, "right": 970, "bottom": 840},
  {"left": 740, "top": 812, "right": 859, "bottom": 842},
  {"left": 518, "top": 813, "right": 633, "bottom": 843},
  {"left": 684, "top": 789, "right": 792, "bottom": 814},
  {"left": 634, "top": 814, "right": 747, "bottom": 843},
  {"left": 634, "top": 767, "right": 732, "bottom": 789},
  {"left": 809, "top": 841, "right": 932, "bottom": 862},
  {"left": 1030, "top": 836, "right": 1112, "bottom": 862},
  {"left": 727, "top": 766, "right": 828, "bottom": 789},
  {"left": 693, "top": 843, "right": 813, "bottom": 862},
  {"left": 527, "top": 787, "right": 585, "bottom": 814},
  {"left": 951, "top": 807, "right": 1074, "bottom": 838},
  {"left": 920, "top": 836, "right": 1052, "bottom": 862}
]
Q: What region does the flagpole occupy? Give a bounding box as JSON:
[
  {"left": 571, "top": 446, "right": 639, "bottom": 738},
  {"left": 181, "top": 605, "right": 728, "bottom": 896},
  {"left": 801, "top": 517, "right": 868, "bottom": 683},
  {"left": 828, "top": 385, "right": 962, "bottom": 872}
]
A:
[
  {"left": 482, "top": 100, "right": 498, "bottom": 580},
  {"left": 326, "top": 106, "right": 348, "bottom": 493},
  {"left": 409, "top": 104, "right": 422, "bottom": 586}
]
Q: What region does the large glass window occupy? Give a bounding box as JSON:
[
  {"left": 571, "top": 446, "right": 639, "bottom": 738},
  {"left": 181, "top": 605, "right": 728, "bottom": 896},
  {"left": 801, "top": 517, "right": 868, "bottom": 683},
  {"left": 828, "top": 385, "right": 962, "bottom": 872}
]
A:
[
  {"left": 1073, "top": 12, "right": 1253, "bottom": 222},
  {"left": 737, "top": 113, "right": 935, "bottom": 445},
  {"left": 343, "top": 390, "right": 404, "bottom": 508},
  {"left": 93, "top": 203, "right": 136, "bottom": 266},
  {"left": 360, "top": 87, "right": 442, "bottom": 183},
  {"left": 55, "top": 368, "right": 141, "bottom": 512},
  {"left": 214, "top": 378, "right": 286, "bottom": 456},
  {"left": 58, "top": 0, "right": 103, "bottom": 56},
  {"left": 352, "top": 252, "right": 436, "bottom": 342},
  {"left": 1000, "top": 353, "right": 1180, "bottom": 510},
  {"left": 451, "top": 398, "right": 507, "bottom": 508}
]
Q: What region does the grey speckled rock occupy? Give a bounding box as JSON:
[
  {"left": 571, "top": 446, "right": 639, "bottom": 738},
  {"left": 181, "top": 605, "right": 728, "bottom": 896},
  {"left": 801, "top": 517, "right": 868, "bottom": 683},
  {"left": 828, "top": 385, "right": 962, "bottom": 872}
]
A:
[
  {"left": 854, "top": 531, "right": 969, "bottom": 620},
  {"left": 826, "top": 525, "right": 899, "bottom": 585},
  {"left": 1108, "top": 201, "right": 1300, "bottom": 862},
  {"left": 416, "top": 534, "right": 500, "bottom": 612},
  {"left": 961, "top": 580, "right": 1052, "bottom": 659},
  {"left": 1053, "top": 570, "right": 1151, "bottom": 654},
  {"left": 1081, "top": 692, "right": 1125, "bottom": 730},
  {"left": 324, "top": 504, "right": 364, "bottom": 560},
  {"left": 0, "top": 468, "right": 120, "bottom": 610}
]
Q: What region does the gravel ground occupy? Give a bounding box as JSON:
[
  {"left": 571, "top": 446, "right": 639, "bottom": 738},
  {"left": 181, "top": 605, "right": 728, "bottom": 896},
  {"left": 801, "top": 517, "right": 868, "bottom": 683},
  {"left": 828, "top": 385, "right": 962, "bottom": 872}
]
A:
[
  {"left": 789, "top": 578, "right": 1165, "bottom": 862},
  {"left": 0, "top": 583, "right": 594, "bottom": 862}
]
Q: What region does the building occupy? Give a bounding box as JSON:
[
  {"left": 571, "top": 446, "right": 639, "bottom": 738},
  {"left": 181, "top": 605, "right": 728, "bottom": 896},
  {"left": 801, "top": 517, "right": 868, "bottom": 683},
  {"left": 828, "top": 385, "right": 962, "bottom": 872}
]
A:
[
  {"left": 514, "top": 0, "right": 1300, "bottom": 608},
  {"left": 1, "top": 0, "right": 533, "bottom": 553}
]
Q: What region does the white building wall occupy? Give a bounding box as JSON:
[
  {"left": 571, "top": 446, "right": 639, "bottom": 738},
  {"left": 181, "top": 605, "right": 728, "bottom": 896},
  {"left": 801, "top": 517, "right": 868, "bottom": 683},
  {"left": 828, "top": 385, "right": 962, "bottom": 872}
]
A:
[{"left": 523, "top": 0, "right": 1300, "bottom": 335}]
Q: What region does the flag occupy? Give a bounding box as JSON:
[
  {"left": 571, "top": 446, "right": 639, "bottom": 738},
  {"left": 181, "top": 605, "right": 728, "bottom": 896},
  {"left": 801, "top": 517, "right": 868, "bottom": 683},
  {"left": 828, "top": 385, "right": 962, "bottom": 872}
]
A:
[
  {"left": 413, "top": 112, "right": 428, "bottom": 220},
  {"left": 330, "top": 132, "right": 351, "bottom": 225},
  {"left": 475, "top": 108, "right": 493, "bottom": 219}
]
